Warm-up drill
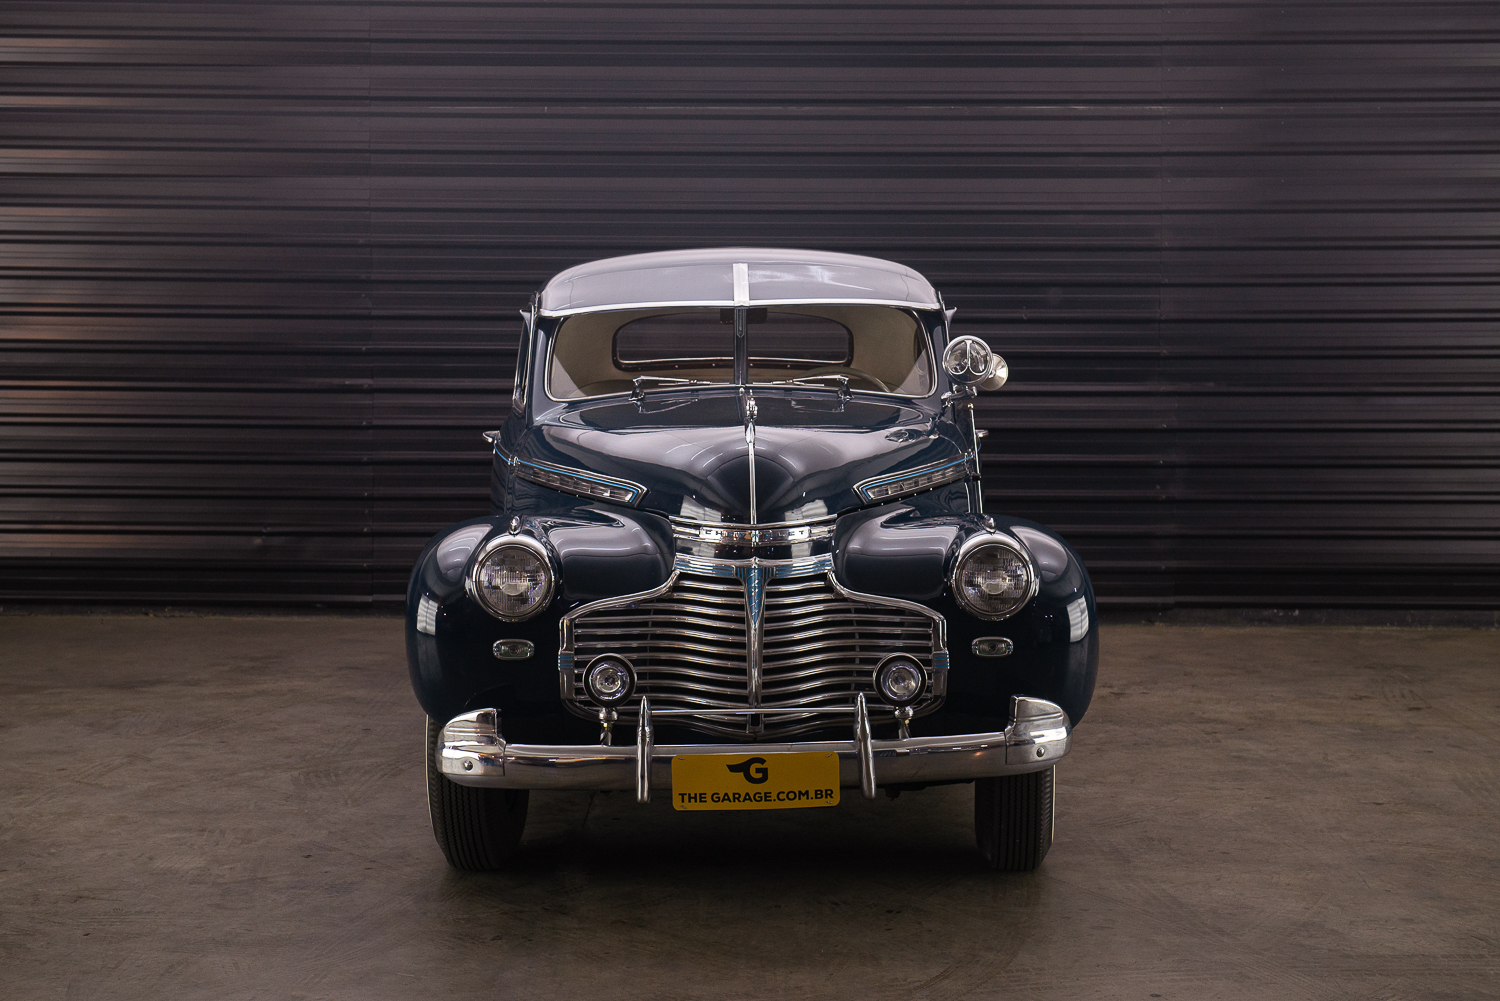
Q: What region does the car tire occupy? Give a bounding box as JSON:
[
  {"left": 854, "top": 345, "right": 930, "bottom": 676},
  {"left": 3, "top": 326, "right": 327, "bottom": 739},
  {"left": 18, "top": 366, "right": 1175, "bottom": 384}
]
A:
[
  {"left": 425, "top": 716, "right": 529, "bottom": 870},
  {"left": 974, "top": 766, "right": 1054, "bottom": 871}
]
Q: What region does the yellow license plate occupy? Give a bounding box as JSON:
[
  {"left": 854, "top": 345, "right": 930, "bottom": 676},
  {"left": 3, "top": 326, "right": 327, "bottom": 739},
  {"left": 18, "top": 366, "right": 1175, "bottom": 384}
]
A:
[{"left": 671, "top": 751, "right": 841, "bottom": 811}]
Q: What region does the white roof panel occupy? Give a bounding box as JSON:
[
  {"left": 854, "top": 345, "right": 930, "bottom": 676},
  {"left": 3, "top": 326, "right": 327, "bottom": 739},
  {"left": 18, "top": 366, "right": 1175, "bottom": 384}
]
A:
[{"left": 539, "top": 247, "right": 939, "bottom": 314}]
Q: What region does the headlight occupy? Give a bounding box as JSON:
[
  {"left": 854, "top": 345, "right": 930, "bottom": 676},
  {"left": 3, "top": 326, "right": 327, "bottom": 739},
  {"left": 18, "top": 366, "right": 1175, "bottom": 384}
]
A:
[
  {"left": 950, "top": 535, "right": 1036, "bottom": 620},
  {"left": 467, "top": 535, "right": 555, "bottom": 621}
]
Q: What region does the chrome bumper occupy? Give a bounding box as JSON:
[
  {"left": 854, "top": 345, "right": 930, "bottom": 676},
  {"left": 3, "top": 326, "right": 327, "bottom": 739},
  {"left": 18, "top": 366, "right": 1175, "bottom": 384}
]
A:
[{"left": 437, "top": 695, "right": 1070, "bottom": 802}]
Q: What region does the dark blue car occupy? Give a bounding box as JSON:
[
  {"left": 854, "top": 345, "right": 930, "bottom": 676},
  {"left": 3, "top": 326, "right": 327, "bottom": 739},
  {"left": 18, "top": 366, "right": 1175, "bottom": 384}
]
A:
[{"left": 407, "top": 248, "right": 1098, "bottom": 871}]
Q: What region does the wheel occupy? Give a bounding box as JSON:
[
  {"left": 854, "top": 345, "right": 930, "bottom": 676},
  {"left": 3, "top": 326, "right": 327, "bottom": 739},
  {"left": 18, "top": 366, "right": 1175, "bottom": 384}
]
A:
[
  {"left": 425, "top": 716, "right": 528, "bottom": 870},
  {"left": 974, "top": 767, "right": 1054, "bottom": 871}
]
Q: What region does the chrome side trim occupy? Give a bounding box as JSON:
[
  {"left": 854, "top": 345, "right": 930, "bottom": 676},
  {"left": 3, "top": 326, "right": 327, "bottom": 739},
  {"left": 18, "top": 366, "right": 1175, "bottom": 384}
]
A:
[
  {"left": 853, "top": 455, "right": 970, "bottom": 503},
  {"left": 437, "top": 697, "right": 1071, "bottom": 790}
]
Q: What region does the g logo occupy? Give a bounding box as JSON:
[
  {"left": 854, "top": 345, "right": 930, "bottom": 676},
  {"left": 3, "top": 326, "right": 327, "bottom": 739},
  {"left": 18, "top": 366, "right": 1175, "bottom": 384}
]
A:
[
  {"left": 726, "top": 757, "right": 769, "bottom": 785},
  {"left": 942, "top": 335, "right": 995, "bottom": 383}
]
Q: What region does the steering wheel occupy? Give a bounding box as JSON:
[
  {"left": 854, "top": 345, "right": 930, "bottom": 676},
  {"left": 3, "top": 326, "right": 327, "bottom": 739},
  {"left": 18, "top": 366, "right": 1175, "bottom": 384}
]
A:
[{"left": 796, "top": 365, "right": 891, "bottom": 393}]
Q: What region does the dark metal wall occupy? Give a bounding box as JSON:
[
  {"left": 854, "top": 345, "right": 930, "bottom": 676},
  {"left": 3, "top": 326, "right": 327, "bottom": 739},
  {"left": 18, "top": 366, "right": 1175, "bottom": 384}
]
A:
[{"left": 3, "top": 2, "right": 1496, "bottom": 607}]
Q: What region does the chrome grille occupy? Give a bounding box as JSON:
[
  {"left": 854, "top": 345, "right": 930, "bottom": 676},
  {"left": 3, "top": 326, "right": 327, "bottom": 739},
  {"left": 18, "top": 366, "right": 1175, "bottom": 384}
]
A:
[
  {"left": 570, "top": 569, "right": 938, "bottom": 738},
  {"left": 761, "top": 576, "right": 934, "bottom": 710}
]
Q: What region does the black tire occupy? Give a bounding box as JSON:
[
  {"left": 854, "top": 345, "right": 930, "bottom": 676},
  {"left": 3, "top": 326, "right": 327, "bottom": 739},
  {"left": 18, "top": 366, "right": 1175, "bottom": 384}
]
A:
[
  {"left": 425, "top": 716, "right": 529, "bottom": 870},
  {"left": 975, "top": 766, "right": 1054, "bottom": 871}
]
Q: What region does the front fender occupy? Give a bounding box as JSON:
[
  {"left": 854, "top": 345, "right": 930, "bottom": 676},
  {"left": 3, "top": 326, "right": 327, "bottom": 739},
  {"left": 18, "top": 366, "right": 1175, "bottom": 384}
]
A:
[
  {"left": 405, "top": 505, "right": 674, "bottom": 726},
  {"left": 834, "top": 504, "right": 1099, "bottom": 727}
]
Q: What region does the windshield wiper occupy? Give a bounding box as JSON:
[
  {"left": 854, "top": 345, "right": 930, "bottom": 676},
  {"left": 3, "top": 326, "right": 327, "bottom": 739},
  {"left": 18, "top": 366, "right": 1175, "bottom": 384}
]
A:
[
  {"left": 631, "top": 375, "right": 709, "bottom": 403},
  {"left": 765, "top": 374, "right": 851, "bottom": 401}
]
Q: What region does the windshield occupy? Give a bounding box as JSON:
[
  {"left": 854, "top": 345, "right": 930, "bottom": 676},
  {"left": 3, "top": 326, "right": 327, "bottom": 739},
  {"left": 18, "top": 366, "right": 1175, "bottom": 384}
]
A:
[{"left": 547, "top": 304, "right": 934, "bottom": 399}]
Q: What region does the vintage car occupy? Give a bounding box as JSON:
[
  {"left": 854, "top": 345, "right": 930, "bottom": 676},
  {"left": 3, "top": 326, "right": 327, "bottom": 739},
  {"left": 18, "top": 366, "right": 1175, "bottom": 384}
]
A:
[{"left": 407, "top": 248, "right": 1098, "bottom": 871}]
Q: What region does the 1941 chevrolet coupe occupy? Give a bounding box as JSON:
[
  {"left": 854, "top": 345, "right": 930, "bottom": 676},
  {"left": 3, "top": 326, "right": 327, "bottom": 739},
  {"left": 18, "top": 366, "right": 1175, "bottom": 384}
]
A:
[{"left": 407, "top": 248, "right": 1098, "bottom": 871}]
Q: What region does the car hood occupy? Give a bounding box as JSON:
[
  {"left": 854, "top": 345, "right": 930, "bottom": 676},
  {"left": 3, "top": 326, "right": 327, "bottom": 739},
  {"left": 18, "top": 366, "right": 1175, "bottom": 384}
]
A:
[{"left": 519, "top": 391, "right": 969, "bottom": 524}]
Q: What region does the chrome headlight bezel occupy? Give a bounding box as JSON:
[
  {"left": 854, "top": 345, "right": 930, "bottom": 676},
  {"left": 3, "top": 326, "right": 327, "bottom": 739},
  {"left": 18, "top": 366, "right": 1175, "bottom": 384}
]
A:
[
  {"left": 465, "top": 532, "right": 557, "bottom": 622},
  {"left": 949, "top": 533, "right": 1038, "bottom": 621}
]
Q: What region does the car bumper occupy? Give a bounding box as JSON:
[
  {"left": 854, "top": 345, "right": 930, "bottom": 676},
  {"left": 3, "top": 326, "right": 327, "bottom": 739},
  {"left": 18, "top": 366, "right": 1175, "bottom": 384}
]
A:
[{"left": 437, "top": 695, "right": 1070, "bottom": 802}]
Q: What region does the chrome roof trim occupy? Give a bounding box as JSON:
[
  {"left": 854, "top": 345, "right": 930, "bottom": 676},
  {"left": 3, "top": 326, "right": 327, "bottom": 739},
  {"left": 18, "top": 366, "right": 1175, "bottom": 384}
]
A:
[{"left": 538, "top": 296, "right": 941, "bottom": 318}]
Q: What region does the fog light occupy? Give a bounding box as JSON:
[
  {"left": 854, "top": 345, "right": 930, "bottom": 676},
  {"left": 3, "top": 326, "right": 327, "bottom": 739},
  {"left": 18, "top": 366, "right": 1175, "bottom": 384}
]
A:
[
  {"left": 873, "top": 655, "right": 926, "bottom": 707},
  {"left": 584, "top": 655, "right": 636, "bottom": 706}
]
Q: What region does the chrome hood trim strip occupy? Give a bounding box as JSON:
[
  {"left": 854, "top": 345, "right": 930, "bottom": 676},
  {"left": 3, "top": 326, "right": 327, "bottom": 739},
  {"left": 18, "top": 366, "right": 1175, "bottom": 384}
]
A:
[
  {"left": 853, "top": 455, "right": 970, "bottom": 503},
  {"left": 492, "top": 441, "right": 647, "bottom": 506}
]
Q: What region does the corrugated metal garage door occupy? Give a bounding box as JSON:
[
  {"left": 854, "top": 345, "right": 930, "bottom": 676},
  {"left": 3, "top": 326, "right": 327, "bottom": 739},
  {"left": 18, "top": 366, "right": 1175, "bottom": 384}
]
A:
[{"left": 2, "top": 2, "right": 1496, "bottom": 608}]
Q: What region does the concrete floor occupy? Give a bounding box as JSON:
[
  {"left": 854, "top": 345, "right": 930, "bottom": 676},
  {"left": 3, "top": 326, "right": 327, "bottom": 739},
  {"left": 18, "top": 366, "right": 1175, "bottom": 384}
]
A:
[{"left": 1, "top": 616, "right": 1496, "bottom": 1000}]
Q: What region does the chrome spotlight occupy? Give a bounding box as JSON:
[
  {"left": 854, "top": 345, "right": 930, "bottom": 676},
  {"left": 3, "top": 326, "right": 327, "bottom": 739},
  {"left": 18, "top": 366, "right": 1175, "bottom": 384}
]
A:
[{"left": 942, "top": 335, "right": 1008, "bottom": 391}]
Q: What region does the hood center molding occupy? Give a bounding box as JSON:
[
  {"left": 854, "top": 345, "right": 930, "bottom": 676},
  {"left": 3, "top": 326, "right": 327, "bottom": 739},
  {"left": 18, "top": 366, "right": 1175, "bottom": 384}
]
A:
[{"left": 741, "top": 388, "right": 759, "bottom": 525}]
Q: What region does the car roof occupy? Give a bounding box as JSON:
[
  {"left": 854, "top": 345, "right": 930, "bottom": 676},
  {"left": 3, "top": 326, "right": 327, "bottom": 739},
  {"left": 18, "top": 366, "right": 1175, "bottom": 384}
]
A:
[{"left": 537, "top": 247, "right": 940, "bottom": 315}]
